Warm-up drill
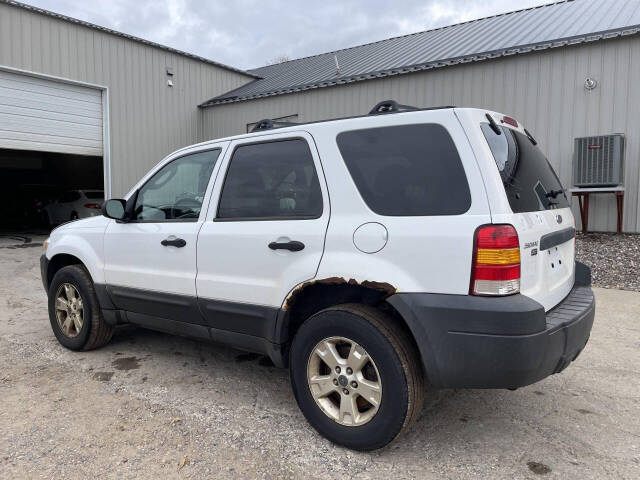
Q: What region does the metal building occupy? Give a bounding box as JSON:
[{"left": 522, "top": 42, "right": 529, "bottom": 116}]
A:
[
  {"left": 0, "top": 0, "right": 255, "bottom": 208},
  {"left": 201, "top": 0, "right": 640, "bottom": 233},
  {"left": 2, "top": 0, "right": 640, "bottom": 233}
]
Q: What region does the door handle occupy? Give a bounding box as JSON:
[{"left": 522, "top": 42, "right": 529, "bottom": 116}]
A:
[
  {"left": 268, "top": 240, "right": 305, "bottom": 252},
  {"left": 161, "top": 237, "right": 186, "bottom": 248}
]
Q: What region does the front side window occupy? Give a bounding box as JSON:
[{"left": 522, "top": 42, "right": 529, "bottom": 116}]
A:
[
  {"left": 336, "top": 124, "right": 471, "bottom": 216},
  {"left": 481, "top": 124, "right": 569, "bottom": 212},
  {"left": 133, "top": 149, "right": 220, "bottom": 221},
  {"left": 217, "top": 139, "right": 322, "bottom": 220}
]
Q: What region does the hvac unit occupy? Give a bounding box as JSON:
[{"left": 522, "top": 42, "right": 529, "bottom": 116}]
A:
[{"left": 573, "top": 134, "right": 624, "bottom": 187}]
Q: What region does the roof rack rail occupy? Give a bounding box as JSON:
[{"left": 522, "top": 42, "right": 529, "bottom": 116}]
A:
[
  {"left": 251, "top": 118, "right": 298, "bottom": 132},
  {"left": 369, "top": 100, "right": 419, "bottom": 115}
]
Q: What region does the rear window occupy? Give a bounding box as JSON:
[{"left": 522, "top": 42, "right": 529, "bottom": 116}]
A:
[
  {"left": 336, "top": 124, "right": 471, "bottom": 216},
  {"left": 481, "top": 124, "right": 569, "bottom": 212},
  {"left": 84, "top": 191, "right": 104, "bottom": 199}
]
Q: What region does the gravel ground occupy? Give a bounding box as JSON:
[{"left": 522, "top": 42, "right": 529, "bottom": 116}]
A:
[
  {"left": 576, "top": 233, "right": 640, "bottom": 291},
  {"left": 1, "top": 236, "right": 639, "bottom": 479}
]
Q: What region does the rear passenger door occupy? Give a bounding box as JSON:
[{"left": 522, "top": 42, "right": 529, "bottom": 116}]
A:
[{"left": 196, "top": 132, "right": 330, "bottom": 337}]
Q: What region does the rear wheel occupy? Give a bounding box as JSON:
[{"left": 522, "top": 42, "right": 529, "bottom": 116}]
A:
[
  {"left": 48, "top": 265, "right": 113, "bottom": 350},
  {"left": 290, "top": 303, "right": 423, "bottom": 450}
]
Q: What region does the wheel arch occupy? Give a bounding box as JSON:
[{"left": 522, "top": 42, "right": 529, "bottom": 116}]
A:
[
  {"left": 276, "top": 278, "right": 421, "bottom": 369},
  {"left": 46, "top": 253, "right": 85, "bottom": 290},
  {"left": 46, "top": 234, "right": 104, "bottom": 290}
]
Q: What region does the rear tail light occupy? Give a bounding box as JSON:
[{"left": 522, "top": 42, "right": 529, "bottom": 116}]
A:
[
  {"left": 84, "top": 203, "right": 102, "bottom": 209},
  {"left": 471, "top": 224, "right": 520, "bottom": 296}
]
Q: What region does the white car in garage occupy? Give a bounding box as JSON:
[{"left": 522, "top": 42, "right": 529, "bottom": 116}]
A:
[{"left": 44, "top": 190, "right": 104, "bottom": 225}]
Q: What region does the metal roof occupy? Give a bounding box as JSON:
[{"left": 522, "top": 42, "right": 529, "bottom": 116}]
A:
[
  {"left": 2, "top": 0, "right": 259, "bottom": 78},
  {"left": 202, "top": 0, "right": 640, "bottom": 106}
]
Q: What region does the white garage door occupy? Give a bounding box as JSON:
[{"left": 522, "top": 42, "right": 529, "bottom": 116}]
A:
[{"left": 0, "top": 70, "right": 103, "bottom": 156}]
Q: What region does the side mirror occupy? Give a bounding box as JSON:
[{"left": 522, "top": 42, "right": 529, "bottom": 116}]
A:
[{"left": 102, "top": 199, "right": 127, "bottom": 220}]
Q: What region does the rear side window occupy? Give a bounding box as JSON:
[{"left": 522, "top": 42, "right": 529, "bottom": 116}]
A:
[
  {"left": 336, "top": 124, "right": 471, "bottom": 216},
  {"left": 481, "top": 124, "right": 569, "bottom": 212},
  {"left": 217, "top": 139, "right": 323, "bottom": 220},
  {"left": 84, "top": 191, "right": 104, "bottom": 199}
]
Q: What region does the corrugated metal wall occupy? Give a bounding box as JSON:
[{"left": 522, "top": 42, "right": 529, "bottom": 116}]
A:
[
  {"left": 203, "top": 36, "right": 640, "bottom": 233},
  {"left": 0, "top": 2, "right": 253, "bottom": 196}
]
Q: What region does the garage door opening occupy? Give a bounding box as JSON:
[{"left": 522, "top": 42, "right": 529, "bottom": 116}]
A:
[
  {"left": 0, "top": 68, "right": 107, "bottom": 233},
  {"left": 0, "top": 148, "right": 103, "bottom": 232}
]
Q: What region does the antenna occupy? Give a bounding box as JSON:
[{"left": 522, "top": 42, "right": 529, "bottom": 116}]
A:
[{"left": 334, "top": 54, "right": 341, "bottom": 76}]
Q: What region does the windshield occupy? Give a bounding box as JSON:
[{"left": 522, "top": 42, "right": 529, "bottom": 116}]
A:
[{"left": 481, "top": 123, "right": 569, "bottom": 212}]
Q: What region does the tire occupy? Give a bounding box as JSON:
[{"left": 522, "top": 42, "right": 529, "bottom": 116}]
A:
[
  {"left": 48, "top": 265, "right": 113, "bottom": 351},
  {"left": 290, "top": 303, "right": 424, "bottom": 450}
]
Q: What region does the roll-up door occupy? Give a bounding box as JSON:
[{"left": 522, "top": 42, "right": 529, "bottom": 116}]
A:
[{"left": 0, "top": 70, "right": 103, "bottom": 156}]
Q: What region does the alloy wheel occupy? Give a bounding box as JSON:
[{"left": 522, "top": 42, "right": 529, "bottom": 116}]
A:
[
  {"left": 54, "top": 283, "right": 84, "bottom": 338},
  {"left": 307, "top": 336, "right": 382, "bottom": 426}
]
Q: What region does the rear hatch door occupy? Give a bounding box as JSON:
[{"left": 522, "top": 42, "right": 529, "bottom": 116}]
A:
[{"left": 464, "top": 110, "right": 575, "bottom": 311}]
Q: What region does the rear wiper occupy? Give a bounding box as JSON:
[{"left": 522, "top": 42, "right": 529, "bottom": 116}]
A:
[
  {"left": 485, "top": 113, "right": 502, "bottom": 135},
  {"left": 524, "top": 128, "right": 538, "bottom": 145},
  {"left": 545, "top": 189, "right": 565, "bottom": 198}
]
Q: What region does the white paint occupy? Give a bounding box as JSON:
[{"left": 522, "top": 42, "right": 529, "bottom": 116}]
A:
[
  {"left": 456, "top": 108, "right": 575, "bottom": 310},
  {"left": 47, "top": 107, "right": 575, "bottom": 312},
  {"left": 100, "top": 141, "right": 230, "bottom": 296},
  {"left": 197, "top": 131, "right": 331, "bottom": 307},
  {"left": 352, "top": 222, "right": 388, "bottom": 254}
]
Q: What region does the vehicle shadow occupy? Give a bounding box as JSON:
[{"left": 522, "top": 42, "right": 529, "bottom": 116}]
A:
[{"left": 103, "top": 324, "right": 566, "bottom": 459}]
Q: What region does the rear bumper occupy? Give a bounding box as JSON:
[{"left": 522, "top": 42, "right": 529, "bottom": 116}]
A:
[{"left": 387, "top": 262, "right": 595, "bottom": 389}]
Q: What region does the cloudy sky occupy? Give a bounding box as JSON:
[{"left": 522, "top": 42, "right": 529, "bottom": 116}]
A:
[{"left": 26, "top": 0, "right": 551, "bottom": 70}]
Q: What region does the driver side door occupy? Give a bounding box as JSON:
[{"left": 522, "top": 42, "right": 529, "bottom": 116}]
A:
[{"left": 103, "top": 146, "right": 224, "bottom": 325}]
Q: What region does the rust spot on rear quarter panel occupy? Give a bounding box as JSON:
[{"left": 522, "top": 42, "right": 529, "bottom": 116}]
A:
[{"left": 283, "top": 277, "right": 396, "bottom": 311}]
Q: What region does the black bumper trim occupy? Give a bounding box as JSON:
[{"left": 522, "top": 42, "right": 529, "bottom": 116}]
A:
[
  {"left": 387, "top": 267, "right": 595, "bottom": 389},
  {"left": 40, "top": 254, "right": 49, "bottom": 292},
  {"left": 540, "top": 226, "right": 575, "bottom": 251}
]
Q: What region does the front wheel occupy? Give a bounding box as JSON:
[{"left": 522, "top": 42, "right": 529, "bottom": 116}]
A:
[
  {"left": 290, "top": 304, "right": 424, "bottom": 450},
  {"left": 48, "top": 265, "right": 113, "bottom": 350}
]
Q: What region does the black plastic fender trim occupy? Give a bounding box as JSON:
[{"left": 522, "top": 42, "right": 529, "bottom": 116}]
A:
[{"left": 386, "top": 291, "right": 545, "bottom": 388}]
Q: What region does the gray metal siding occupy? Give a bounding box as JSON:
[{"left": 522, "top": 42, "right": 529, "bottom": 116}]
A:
[
  {"left": 203, "top": 36, "right": 640, "bottom": 233},
  {"left": 0, "top": 2, "right": 253, "bottom": 196}
]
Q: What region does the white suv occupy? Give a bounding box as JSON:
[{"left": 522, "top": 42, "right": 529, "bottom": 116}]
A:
[{"left": 41, "top": 101, "right": 595, "bottom": 451}]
